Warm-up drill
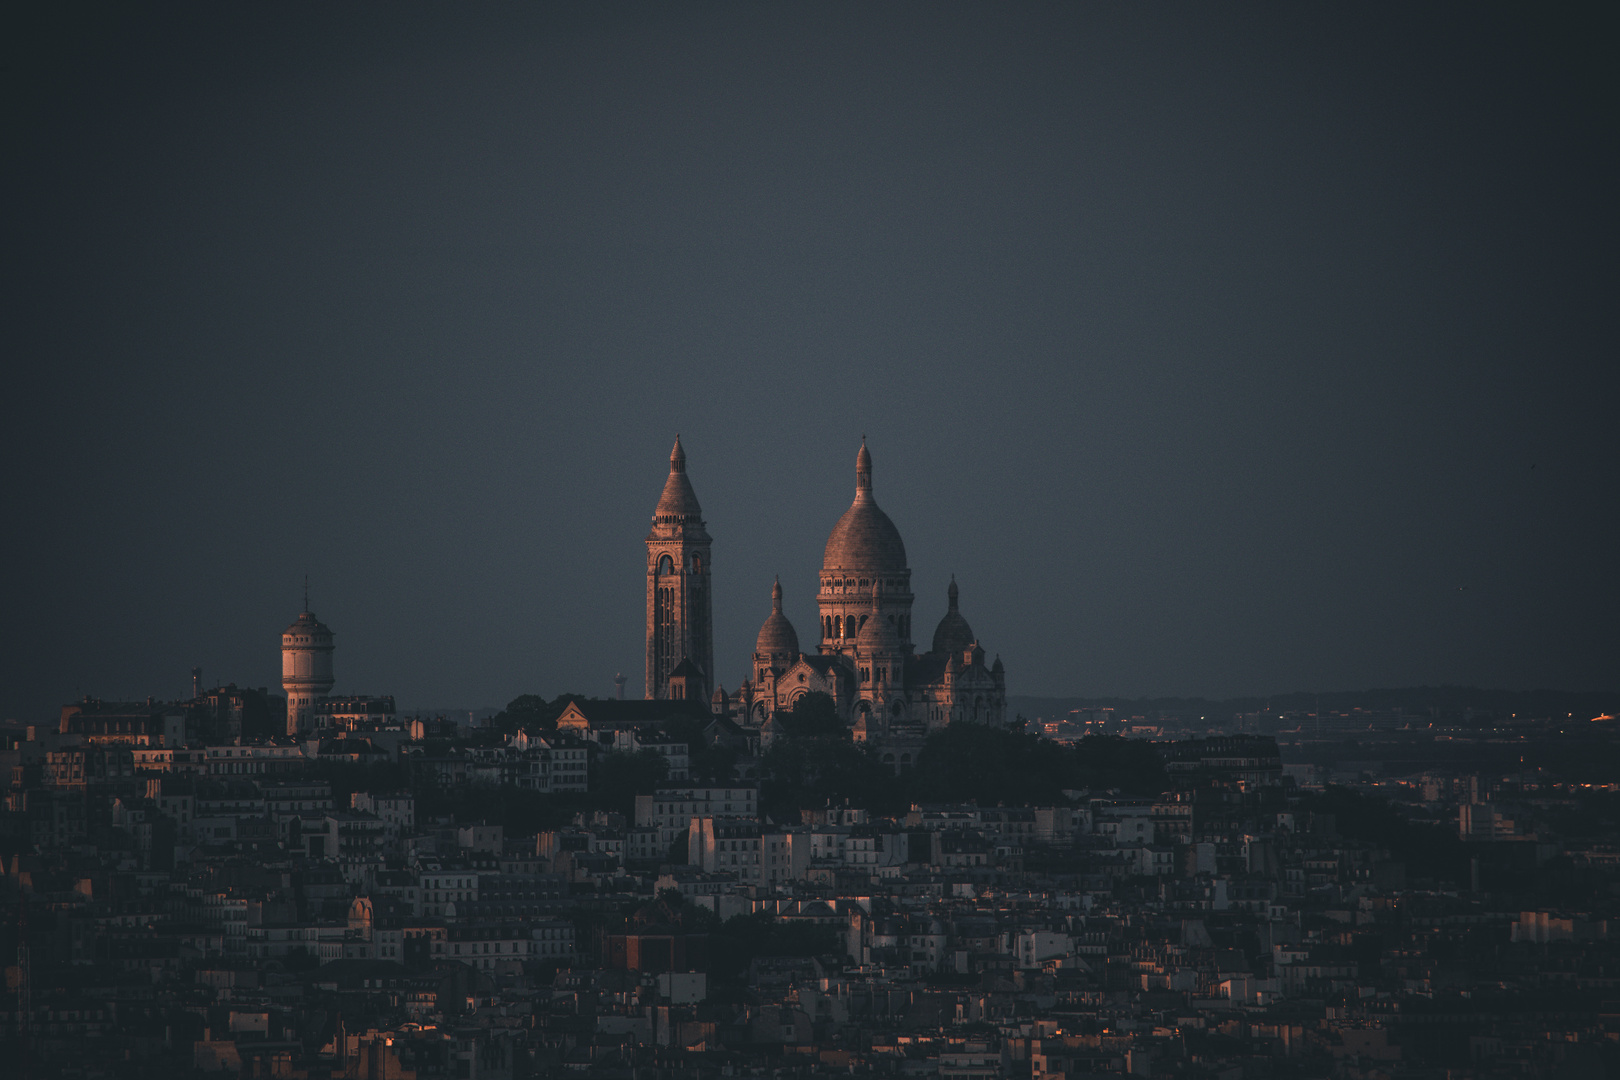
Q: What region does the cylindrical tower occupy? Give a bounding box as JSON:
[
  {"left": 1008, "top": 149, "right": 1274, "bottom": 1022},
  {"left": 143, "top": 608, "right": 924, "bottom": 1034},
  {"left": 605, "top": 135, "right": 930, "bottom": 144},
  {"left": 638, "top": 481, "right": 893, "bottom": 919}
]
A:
[{"left": 282, "top": 608, "right": 334, "bottom": 736}]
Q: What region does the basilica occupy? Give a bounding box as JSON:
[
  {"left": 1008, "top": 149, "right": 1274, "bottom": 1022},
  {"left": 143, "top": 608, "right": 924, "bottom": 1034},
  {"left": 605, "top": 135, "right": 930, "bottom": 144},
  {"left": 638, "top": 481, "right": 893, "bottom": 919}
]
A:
[{"left": 644, "top": 438, "right": 1007, "bottom": 747}]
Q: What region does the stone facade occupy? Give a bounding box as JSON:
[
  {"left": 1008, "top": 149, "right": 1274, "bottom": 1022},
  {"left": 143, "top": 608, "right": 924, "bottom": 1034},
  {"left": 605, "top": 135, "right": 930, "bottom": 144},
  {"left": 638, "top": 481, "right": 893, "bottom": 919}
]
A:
[
  {"left": 282, "top": 609, "right": 334, "bottom": 737},
  {"left": 665, "top": 438, "right": 1007, "bottom": 743}
]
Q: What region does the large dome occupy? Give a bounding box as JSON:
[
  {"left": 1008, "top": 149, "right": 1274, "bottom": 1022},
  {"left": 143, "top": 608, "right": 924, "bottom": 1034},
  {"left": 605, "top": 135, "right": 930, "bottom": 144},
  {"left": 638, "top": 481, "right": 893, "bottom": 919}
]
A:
[
  {"left": 931, "top": 577, "right": 975, "bottom": 656},
  {"left": 822, "top": 440, "right": 908, "bottom": 575},
  {"left": 754, "top": 578, "right": 800, "bottom": 660}
]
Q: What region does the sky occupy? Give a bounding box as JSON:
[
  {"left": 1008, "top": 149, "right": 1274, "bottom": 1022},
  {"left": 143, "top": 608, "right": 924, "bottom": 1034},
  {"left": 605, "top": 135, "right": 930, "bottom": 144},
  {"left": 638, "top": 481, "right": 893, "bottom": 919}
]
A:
[{"left": 3, "top": 2, "right": 1615, "bottom": 722}]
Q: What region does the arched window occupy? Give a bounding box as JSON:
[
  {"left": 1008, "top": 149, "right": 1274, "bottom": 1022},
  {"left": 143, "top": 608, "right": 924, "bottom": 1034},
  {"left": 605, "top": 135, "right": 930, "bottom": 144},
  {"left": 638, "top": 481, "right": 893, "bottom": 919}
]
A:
[
  {"left": 834, "top": 616, "right": 842, "bottom": 638},
  {"left": 690, "top": 554, "right": 702, "bottom": 573},
  {"left": 657, "top": 554, "right": 673, "bottom": 575}
]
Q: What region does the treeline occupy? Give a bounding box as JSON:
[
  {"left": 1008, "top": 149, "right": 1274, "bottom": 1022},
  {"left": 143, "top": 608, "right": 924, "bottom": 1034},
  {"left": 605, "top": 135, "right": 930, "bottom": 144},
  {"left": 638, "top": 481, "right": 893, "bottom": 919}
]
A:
[
  {"left": 1011, "top": 686, "right": 1620, "bottom": 725},
  {"left": 754, "top": 695, "right": 1167, "bottom": 820},
  {"left": 315, "top": 693, "right": 1168, "bottom": 835}
]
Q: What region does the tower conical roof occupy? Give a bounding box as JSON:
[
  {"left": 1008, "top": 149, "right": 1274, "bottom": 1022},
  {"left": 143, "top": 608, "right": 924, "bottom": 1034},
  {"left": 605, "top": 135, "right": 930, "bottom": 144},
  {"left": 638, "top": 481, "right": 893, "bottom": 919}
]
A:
[{"left": 653, "top": 436, "right": 704, "bottom": 521}]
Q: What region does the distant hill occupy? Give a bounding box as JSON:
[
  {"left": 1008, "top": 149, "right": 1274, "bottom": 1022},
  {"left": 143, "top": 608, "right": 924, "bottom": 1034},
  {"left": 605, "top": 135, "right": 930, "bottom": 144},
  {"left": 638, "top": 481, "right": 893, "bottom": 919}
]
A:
[{"left": 1010, "top": 686, "right": 1620, "bottom": 725}]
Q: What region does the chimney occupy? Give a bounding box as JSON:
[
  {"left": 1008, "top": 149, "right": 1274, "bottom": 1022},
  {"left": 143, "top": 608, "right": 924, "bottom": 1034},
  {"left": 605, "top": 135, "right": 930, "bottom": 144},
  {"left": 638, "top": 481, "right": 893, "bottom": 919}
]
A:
[{"left": 614, "top": 673, "right": 627, "bottom": 701}]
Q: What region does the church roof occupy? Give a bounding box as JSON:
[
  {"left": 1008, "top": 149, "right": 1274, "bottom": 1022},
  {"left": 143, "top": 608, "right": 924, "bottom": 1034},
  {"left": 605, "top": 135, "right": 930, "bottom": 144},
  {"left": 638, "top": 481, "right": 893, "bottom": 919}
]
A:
[
  {"left": 754, "top": 578, "right": 800, "bottom": 658},
  {"left": 556, "top": 698, "right": 711, "bottom": 732},
  {"left": 796, "top": 655, "right": 845, "bottom": 676},
  {"left": 653, "top": 436, "right": 704, "bottom": 521},
  {"left": 822, "top": 438, "right": 908, "bottom": 575},
  {"left": 930, "top": 576, "right": 975, "bottom": 656},
  {"left": 666, "top": 658, "right": 705, "bottom": 680}
]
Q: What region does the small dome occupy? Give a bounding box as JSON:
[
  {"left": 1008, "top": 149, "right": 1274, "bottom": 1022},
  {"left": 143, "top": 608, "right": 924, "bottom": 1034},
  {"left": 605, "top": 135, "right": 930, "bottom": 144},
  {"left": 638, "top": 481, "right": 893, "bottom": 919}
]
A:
[
  {"left": 283, "top": 610, "right": 333, "bottom": 643},
  {"left": 931, "top": 577, "right": 974, "bottom": 656},
  {"left": 822, "top": 439, "right": 908, "bottom": 575},
  {"left": 857, "top": 589, "right": 904, "bottom": 654},
  {"left": 653, "top": 436, "right": 703, "bottom": 521},
  {"left": 754, "top": 578, "right": 800, "bottom": 660}
]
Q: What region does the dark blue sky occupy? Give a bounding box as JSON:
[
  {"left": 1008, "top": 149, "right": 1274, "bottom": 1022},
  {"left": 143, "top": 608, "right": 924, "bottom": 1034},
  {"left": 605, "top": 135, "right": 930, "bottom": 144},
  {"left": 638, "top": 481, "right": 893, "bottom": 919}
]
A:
[{"left": 4, "top": 3, "right": 1615, "bottom": 721}]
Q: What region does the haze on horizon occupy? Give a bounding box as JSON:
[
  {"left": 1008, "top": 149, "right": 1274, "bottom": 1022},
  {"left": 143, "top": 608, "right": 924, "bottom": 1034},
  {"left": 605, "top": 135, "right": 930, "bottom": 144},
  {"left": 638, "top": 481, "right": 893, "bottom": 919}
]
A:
[{"left": 3, "top": 3, "right": 1615, "bottom": 723}]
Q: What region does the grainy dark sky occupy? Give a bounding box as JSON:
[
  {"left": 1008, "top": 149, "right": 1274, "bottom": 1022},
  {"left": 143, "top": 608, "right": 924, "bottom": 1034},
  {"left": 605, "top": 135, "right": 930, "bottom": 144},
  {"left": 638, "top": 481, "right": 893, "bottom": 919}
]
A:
[{"left": 3, "top": 2, "right": 1615, "bottom": 721}]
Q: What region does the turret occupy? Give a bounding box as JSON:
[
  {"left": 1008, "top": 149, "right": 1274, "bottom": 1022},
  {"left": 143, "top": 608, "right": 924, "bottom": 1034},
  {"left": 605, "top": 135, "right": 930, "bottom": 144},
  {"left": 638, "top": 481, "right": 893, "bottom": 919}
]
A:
[
  {"left": 282, "top": 604, "right": 335, "bottom": 737},
  {"left": 752, "top": 577, "right": 801, "bottom": 680}
]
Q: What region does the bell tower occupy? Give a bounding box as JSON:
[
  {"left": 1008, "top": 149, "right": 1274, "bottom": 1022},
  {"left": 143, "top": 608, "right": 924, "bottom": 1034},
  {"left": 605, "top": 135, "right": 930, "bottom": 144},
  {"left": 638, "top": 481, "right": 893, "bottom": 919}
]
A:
[{"left": 645, "top": 437, "right": 713, "bottom": 701}]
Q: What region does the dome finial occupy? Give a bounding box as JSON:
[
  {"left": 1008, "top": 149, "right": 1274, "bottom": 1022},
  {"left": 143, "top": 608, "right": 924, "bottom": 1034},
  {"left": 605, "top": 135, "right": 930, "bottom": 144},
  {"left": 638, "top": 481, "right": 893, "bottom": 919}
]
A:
[
  {"left": 855, "top": 438, "right": 872, "bottom": 495},
  {"left": 771, "top": 576, "right": 783, "bottom": 611},
  {"left": 670, "top": 435, "right": 686, "bottom": 473},
  {"left": 947, "top": 575, "right": 959, "bottom": 610}
]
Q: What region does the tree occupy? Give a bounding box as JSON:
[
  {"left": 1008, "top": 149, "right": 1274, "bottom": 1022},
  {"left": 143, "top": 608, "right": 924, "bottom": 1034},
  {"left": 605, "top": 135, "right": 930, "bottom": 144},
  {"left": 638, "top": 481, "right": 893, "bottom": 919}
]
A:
[
  {"left": 688, "top": 742, "right": 739, "bottom": 785},
  {"left": 488, "top": 692, "right": 590, "bottom": 737},
  {"left": 658, "top": 715, "right": 740, "bottom": 784},
  {"left": 1068, "top": 735, "right": 1168, "bottom": 795},
  {"left": 669, "top": 826, "right": 691, "bottom": 864},
  {"left": 910, "top": 723, "right": 1069, "bottom": 805},
  {"left": 787, "top": 691, "right": 844, "bottom": 737},
  {"left": 759, "top": 735, "right": 902, "bottom": 820},
  {"left": 490, "top": 694, "right": 549, "bottom": 736},
  {"left": 591, "top": 749, "right": 670, "bottom": 816}
]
